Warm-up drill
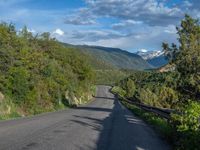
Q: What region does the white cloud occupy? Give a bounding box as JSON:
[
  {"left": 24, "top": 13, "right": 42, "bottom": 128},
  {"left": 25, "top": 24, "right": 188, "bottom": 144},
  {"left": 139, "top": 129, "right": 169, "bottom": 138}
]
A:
[
  {"left": 1, "top": 0, "right": 199, "bottom": 53},
  {"left": 71, "top": 25, "right": 178, "bottom": 52},
  {"left": 140, "top": 49, "right": 148, "bottom": 53},
  {"left": 27, "top": 28, "right": 36, "bottom": 33},
  {"left": 183, "top": 1, "right": 193, "bottom": 7},
  {"left": 65, "top": 8, "right": 96, "bottom": 25},
  {"left": 112, "top": 20, "right": 143, "bottom": 29},
  {"left": 70, "top": 29, "right": 124, "bottom": 41},
  {"left": 164, "top": 25, "right": 177, "bottom": 34},
  {"left": 53, "top": 28, "right": 64, "bottom": 36},
  {"left": 72, "top": 0, "right": 184, "bottom": 26},
  {"left": 19, "top": 28, "right": 36, "bottom": 33},
  {"left": 65, "top": 17, "right": 96, "bottom": 25}
]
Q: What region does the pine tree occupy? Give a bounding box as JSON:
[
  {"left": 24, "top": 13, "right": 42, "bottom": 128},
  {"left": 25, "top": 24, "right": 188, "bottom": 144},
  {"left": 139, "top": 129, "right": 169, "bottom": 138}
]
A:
[{"left": 171, "top": 15, "right": 200, "bottom": 99}]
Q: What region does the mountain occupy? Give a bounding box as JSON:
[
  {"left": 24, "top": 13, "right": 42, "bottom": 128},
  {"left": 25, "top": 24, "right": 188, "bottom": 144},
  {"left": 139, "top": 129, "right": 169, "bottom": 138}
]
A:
[
  {"left": 136, "top": 50, "right": 168, "bottom": 68},
  {"left": 136, "top": 50, "right": 164, "bottom": 60},
  {"left": 63, "top": 44, "right": 152, "bottom": 70},
  {"left": 147, "top": 55, "right": 168, "bottom": 68}
]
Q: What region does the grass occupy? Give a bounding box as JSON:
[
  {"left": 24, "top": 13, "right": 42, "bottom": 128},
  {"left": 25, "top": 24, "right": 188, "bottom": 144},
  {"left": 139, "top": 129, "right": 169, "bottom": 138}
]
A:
[
  {"left": 0, "top": 112, "right": 21, "bottom": 120},
  {"left": 0, "top": 97, "right": 22, "bottom": 120}
]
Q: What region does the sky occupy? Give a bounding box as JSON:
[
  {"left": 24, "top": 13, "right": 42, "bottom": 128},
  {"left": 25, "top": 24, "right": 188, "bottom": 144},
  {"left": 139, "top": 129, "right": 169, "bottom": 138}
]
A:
[{"left": 0, "top": 0, "right": 199, "bottom": 52}]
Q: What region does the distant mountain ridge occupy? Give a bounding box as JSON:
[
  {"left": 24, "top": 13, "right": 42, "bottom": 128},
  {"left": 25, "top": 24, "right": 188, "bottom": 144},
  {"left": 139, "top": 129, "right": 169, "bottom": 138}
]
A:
[
  {"left": 136, "top": 50, "right": 168, "bottom": 68},
  {"left": 136, "top": 50, "right": 164, "bottom": 60},
  {"left": 63, "top": 43, "right": 152, "bottom": 70}
]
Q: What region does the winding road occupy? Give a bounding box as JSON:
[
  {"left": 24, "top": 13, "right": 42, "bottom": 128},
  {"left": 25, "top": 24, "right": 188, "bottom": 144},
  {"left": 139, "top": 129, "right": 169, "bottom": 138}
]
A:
[{"left": 0, "top": 86, "right": 170, "bottom": 150}]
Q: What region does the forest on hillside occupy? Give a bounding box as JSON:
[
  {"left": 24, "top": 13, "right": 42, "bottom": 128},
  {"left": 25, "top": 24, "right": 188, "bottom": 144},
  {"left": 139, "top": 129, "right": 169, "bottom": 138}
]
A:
[
  {"left": 112, "top": 15, "right": 200, "bottom": 150},
  {"left": 0, "top": 22, "right": 132, "bottom": 119},
  {"left": 0, "top": 23, "right": 96, "bottom": 118}
]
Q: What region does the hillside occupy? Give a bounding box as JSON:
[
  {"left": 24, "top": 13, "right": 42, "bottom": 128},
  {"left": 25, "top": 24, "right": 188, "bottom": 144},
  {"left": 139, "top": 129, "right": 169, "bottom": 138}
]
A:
[
  {"left": 63, "top": 44, "right": 152, "bottom": 70},
  {"left": 0, "top": 24, "right": 95, "bottom": 119}
]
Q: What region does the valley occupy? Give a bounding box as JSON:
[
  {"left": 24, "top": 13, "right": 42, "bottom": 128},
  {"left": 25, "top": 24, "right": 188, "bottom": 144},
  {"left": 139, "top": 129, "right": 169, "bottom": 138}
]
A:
[{"left": 0, "top": 3, "right": 199, "bottom": 149}]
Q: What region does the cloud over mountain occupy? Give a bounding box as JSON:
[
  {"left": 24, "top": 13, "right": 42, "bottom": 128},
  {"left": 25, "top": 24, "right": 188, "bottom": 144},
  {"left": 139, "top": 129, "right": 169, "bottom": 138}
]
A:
[{"left": 0, "top": 0, "right": 199, "bottom": 52}]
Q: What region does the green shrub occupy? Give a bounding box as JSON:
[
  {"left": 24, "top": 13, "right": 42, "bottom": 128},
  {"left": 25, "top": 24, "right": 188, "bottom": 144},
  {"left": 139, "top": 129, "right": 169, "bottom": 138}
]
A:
[
  {"left": 111, "top": 86, "right": 126, "bottom": 98},
  {"left": 0, "top": 23, "right": 95, "bottom": 117},
  {"left": 172, "top": 101, "right": 200, "bottom": 150},
  {"left": 125, "top": 78, "right": 136, "bottom": 98},
  {"left": 137, "top": 88, "right": 160, "bottom": 107},
  {"left": 0, "top": 96, "right": 21, "bottom": 120},
  {"left": 158, "top": 86, "right": 179, "bottom": 108},
  {"left": 7, "top": 67, "right": 30, "bottom": 104}
]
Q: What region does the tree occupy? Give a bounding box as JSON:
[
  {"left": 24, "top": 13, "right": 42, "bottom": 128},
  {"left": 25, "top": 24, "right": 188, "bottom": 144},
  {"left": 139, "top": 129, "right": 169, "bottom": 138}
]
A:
[
  {"left": 175, "top": 15, "right": 200, "bottom": 99},
  {"left": 162, "top": 42, "right": 170, "bottom": 60},
  {"left": 40, "top": 32, "right": 51, "bottom": 41},
  {"left": 162, "top": 42, "right": 179, "bottom": 63},
  {"left": 162, "top": 15, "right": 200, "bottom": 99},
  {"left": 0, "top": 22, "right": 95, "bottom": 115},
  {"left": 172, "top": 101, "right": 200, "bottom": 150},
  {"left": 7, "top": 67, "right": 30, "bottom": 104},
  {"left": 19, "top": 26, "right": 33, "bottom": 40},
  {"left": 125, "top": 78, "right": 136, "bottom": 98},
  {"left": 176, "top": 14, "right": 200, "bottom": 75}
]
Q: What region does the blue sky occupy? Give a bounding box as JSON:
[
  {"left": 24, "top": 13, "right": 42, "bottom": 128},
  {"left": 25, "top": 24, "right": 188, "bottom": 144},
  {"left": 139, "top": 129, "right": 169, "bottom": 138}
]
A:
[{"left": 0, "top": 0, "right": 199, "bottom": 52}]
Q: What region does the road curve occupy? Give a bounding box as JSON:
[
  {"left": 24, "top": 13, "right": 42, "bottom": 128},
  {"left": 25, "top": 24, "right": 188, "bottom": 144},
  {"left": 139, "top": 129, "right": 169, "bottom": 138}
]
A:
[{"left": 0, "top": 85, "right": 170, "bottom": 150}]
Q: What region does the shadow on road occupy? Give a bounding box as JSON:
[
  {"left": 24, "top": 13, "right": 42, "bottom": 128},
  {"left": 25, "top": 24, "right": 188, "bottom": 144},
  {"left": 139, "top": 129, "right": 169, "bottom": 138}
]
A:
[
  {"left": 70, "top": 94, "right": 168, "bottom": 150},
  {"left": 75, "top": 107, "right": 112, "bottom": 113},
  {"left": 93, "top": 96, "right": 115, "bottom": 100}
]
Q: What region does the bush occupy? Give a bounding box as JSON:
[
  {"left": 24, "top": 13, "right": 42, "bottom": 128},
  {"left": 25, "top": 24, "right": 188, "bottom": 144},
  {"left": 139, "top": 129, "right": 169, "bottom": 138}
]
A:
[
  {"left": 7, "top": 67, "right": 30, "bottom": 104},
  {"left": 0, "top": 96, "right": 21, "bottom": 120},
  {"left": 172, "top": 101, "right": 200, "bottom": 150},
  {"left": 125, "top": 78, "right": 136, "bottom": 98},
  {"left": 137, "top": 88, "right": 159, "bottom": 107},
  {"left": 111, "top": 86, "right": 126, "bottom": 98},
  {"left": 0, "top": 23, "right": 95, "bottom": 117}
]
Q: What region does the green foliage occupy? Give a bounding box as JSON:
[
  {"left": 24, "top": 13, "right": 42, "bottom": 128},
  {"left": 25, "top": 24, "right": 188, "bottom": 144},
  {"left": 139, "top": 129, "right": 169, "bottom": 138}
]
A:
[
  {"left": 0, "top": 23, "right": 95, "bottom": 116},
  {"left": 175, "top": 15, "right": 200, "bottom": 100},
  {"left": 124, "top": 78, "right": 136, "bottom": 98},
  {"left": 162, "top": 42, "right": 179, "bottom": 63},
  {"left": 115, "top": 71, "right": 181, "bottom": 108},
  {"left": 94, "top": 69, "right": 128, "bottom": 85},
  {"left": 116, "top": 15, "right": 200, "bottom": 107},
  {"left": 163, "top": 15, "right": 200, "bottom": 100},
  {"left": 113, "top": 15, "right": 200, "bottom": 149},
  {"left": 172, "top": 101, "right": 200, "bottom": 150},
  {"left": 137, "top": 87, "right": 159, "bottom": 107},
  {"left": 7, "top": 67, "right": 30, "bottom": 104},
  {"left": 0, "top": 96, "right": 21, "bottom": 120},
  {"left": 111, "top": 86, "right": 126, "bottom": 98},
  {"left": 158, "top": 86, "right": 179, "bottom": 108}
]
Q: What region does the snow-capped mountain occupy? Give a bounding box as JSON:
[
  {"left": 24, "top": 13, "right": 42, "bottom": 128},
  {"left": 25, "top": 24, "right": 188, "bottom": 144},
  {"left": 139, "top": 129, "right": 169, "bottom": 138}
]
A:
[
  {"left": 136, "top": 50, "right": 164, "bottom": 60},
  {"left": 136, "top": 49, "right": 168, "bottom": 68}
]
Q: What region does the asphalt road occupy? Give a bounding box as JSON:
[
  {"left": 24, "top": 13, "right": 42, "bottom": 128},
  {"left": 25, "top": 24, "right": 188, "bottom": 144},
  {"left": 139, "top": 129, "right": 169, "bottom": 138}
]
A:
[{"left": 0, "top": 85, "right": 170, "bottom": 150}]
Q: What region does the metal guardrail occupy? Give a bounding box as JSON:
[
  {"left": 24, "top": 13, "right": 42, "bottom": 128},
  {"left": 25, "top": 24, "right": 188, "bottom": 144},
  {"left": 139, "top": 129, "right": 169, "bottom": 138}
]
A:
[{"left": 117, "top": 95, "right": 174, "bottom": 120}]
